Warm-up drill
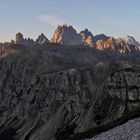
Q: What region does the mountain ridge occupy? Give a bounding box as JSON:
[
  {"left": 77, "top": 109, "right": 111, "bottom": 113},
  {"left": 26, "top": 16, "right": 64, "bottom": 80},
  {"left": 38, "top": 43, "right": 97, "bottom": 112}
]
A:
[{"left": 1, "top": 24, "right": 139, "bottom": 49}]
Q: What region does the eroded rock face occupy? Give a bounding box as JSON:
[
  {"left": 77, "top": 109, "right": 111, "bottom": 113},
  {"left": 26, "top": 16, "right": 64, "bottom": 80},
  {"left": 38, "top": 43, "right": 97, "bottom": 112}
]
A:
[
  {"left": 51, "top": 24, "right": 82, "bottom": 46},
  {"left": 105, "top": 64, "right": 140, "bottom": 116},
  {"left": 0, "top": 45, "right": 140, "bottom": 140},
  {"left": 0, "top": 59, "right": 112, "bottom": 140}
]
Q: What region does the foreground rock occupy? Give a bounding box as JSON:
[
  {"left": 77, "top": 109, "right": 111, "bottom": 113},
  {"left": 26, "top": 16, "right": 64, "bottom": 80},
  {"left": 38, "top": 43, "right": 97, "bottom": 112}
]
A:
[{"left": 0, "top": 44, "right": 140, "bottom": 140}]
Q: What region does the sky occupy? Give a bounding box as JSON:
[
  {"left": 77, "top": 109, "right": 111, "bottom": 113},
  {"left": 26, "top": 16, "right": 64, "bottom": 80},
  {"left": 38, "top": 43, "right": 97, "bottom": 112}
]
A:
[{"left": 0, "top": 0, "right": 140, "bottom": 42}]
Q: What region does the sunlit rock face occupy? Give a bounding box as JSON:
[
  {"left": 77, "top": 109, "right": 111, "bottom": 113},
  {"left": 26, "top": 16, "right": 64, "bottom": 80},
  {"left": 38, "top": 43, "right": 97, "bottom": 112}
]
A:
[
  {"left": 80, "top": 29, "right": 94, "bottom": 47},
  {"left": 95, "top": 37, "right": 140, "bottom": 54},
  {"left": 35, "top": 33, "right": 50, "bottom": 45},
  {"left": 80, "top": 29, "right": 110, "bottom": 47},
  {"left": 51, "top": 24, "right": 82, "bottom": 46}
]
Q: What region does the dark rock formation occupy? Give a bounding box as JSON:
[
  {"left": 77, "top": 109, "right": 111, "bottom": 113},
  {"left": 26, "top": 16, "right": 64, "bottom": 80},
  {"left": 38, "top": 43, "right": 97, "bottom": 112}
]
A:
[{"left": 0, "top": 44, "right": 140, "bottom": 140}]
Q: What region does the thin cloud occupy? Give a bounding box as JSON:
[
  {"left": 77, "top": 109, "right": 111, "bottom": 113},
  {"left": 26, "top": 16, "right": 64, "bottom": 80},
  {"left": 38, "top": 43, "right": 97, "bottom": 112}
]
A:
[{"left": 38, "top": 14, "right": 67, "bottom": 27}]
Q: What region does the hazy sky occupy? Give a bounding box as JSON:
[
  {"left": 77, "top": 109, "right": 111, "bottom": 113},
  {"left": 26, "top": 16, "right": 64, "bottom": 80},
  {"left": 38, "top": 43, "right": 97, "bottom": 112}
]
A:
[{"left": 0, "top": 0, "right": 140, "bottom": 42}]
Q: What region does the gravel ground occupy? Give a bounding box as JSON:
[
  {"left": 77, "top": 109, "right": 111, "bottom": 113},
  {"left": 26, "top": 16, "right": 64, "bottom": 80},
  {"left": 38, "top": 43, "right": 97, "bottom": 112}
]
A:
[{"left": 88, "top": 117, "right": 140, "bottom": 140}]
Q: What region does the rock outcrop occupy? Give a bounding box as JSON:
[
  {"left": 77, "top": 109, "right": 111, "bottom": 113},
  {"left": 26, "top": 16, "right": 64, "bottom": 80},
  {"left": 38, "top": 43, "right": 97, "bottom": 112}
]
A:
[
  {"left": 15, "top": 32, "right": 24, "bottom": 45},
  {"left": 15, "top": 32, "right": 34, "bottom": 46},
  {"left": 51, "top": 24, "right": 82, "bottom": 46}
]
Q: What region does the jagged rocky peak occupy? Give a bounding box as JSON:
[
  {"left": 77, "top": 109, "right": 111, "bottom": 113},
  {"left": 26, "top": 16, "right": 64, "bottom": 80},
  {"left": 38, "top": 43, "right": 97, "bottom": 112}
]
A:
[
  {"left": 94, "top": 34, "right": 109, "bottom": 42},
  {"left": 80, "top": 28, "right": 94, "bottom": 40},
  {"left": 51, "top": 24, "right": 82, "bottom": 46},
  {"left": 15, "top": 32, "right": 24, "bottom": 44},
  {"left": 95, "top": 37, "right": 138, "bottom": 53},
  {"left": 15, "top": 32, "right": 35, "bottom": 46},
  {"left": 80, "top": 28, "right": 94, "bottom": 47},
  {"left": 50, "top": 25, "right": 63, "bottom": 43},
  {"left": 36, "top": 33, "right": 49, "bottom": 45}
]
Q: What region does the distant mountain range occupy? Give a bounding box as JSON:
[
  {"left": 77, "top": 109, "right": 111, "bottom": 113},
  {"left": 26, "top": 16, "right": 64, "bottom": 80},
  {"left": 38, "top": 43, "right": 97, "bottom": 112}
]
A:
[{"left": 11, "top": 24, "right": 139, "bottom": 49}]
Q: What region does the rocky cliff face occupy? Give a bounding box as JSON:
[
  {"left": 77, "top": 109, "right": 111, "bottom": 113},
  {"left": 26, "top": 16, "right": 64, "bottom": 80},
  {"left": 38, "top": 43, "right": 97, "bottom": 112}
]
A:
[
  {"left": 50, "top": 25, "right": 82, "bottom": 46},
  {"left": 80, "top": 29, "right": 94, "bottom": 47},
  {"left": 95, "top": 37, "right": 140, "bottom": 56},
  {"left": 0, "top": 44, "right": 140, "bottom": 140}
]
